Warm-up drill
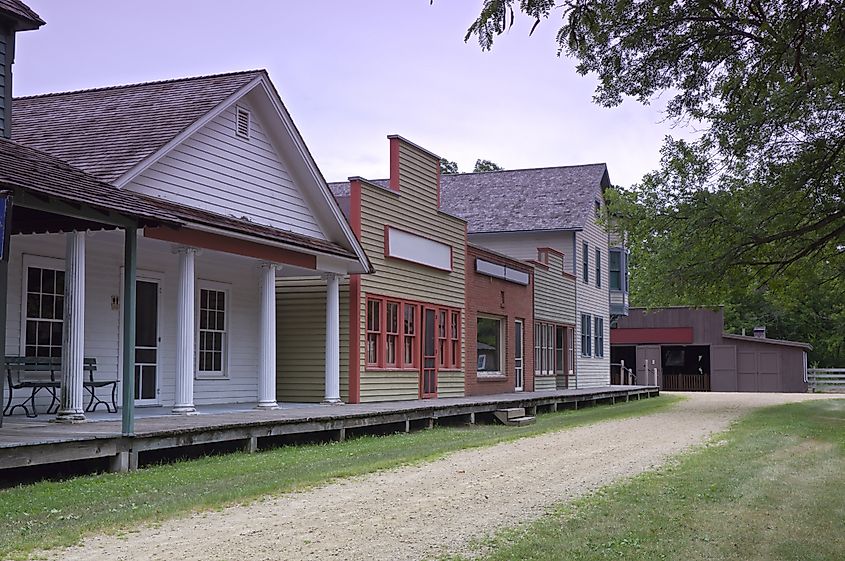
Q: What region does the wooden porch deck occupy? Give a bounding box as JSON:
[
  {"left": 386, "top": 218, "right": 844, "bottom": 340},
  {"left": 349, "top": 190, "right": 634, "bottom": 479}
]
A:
[{"left": 0, "top": 385, "right": 659, "bottom": 472}]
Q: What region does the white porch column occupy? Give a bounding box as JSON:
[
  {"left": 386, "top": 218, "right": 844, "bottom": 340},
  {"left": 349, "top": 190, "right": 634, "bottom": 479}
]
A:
[
  {"left": 257, "top": 263, "right": 279, "bottom": 409},
  {"left": 323, "top": 273, "right": 342, "bottom": 404},
  {"left": 56, "top": 231, "right": 86, "bottom": 422},
  {"left": 172, "top": 247, "right": 197, "bottom": 414}
]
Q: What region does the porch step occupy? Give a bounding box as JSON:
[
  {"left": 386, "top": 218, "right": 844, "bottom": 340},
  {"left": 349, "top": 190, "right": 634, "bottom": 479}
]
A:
[{"left": 493, "top": 408, "right": 535, "bottom": 426}]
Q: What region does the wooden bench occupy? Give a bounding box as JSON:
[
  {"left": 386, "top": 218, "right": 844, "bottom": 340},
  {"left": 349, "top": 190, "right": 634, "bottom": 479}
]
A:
[{"left": 3, "top": 357, "right": 117, "bottom": 417}]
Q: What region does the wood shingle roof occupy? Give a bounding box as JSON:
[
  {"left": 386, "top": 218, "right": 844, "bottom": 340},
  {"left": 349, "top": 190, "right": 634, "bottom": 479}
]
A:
[
  {"left": 11, "top": 70, "right": 264, "bottom": 183},
  {"left": 438, "top": 164, "right": 610, "bottom": 233}
]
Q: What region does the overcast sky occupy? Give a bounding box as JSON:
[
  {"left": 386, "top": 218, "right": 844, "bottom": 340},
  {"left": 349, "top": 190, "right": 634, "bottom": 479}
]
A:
[{"left": 15, "top": 1, "right": 691, "bottom": 187}]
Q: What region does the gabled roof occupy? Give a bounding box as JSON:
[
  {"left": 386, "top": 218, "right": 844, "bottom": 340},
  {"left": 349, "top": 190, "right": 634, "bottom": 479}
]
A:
[
  {"left": 439, "top": 164, "right": 610, "bottom": 234},
  {"left": 12, "top": 70, "right": 264, "bottom": 183},
  {"left": 0, "top": 137, "right": 356, "bottom": 259},
  {"left": 0, "top": 0, "right": 44, "bottom": 30},
  {"left": 12, "top": 70, "right": 372, "bottom": 272}
]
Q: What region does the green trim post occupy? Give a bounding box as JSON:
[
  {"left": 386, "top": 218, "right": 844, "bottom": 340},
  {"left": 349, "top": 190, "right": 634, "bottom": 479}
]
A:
[
  {"left": 0, "top": 195, "right": 12, "bottom": 428},
  {"left": 121, "top": 226, "right": 137, "bottom": 436}
]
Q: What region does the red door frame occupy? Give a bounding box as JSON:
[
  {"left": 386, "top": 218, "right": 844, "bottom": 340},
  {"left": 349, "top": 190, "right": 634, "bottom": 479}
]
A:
[{"left": 420, "top": 306, "right": 438, "bottom": 399}]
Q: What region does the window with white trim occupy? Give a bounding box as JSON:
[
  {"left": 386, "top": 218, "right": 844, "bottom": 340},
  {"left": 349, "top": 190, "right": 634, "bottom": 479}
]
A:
[
  {"left": 580, "top": 313, "right": 592, "bottom": 357},
  {"left": 23, "top": 263, "right": 65, "bottom": 358},
  {"left": 197, "top": 283, "right": 229, "bottom": 376},
  {"left": 595, "top": 249, "right": 602, "bottom": 288},
  {"left": 582, "top": 242, "right": 589, "bottom": 283},
  {"left": 594, "top": 316, "right": 605, "bottom": 358},
  {"left": 477, "top": 316, "right": 502, "bottom": 375}
]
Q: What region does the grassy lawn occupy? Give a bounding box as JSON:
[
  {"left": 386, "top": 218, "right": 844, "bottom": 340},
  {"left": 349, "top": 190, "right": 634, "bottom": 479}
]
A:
[
  {"left": 0, "top": 394, "right": 678, "bottom": 559},
  {"left": 447, "top": 398, "right": 845, "bottom": 561}
]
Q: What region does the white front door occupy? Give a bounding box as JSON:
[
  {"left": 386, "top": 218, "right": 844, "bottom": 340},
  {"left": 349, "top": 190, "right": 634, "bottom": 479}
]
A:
[
  {"left": 134, "top": 278, "right": 161, "bottom": 405},
  {"left": 514, "top": 320, "right": 524, "bottom": 391}
]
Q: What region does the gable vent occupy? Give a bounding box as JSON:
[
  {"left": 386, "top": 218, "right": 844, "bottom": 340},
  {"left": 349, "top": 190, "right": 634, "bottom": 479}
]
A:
[{"left": 235, "top": 107, "right": 251, "bottom": 139}]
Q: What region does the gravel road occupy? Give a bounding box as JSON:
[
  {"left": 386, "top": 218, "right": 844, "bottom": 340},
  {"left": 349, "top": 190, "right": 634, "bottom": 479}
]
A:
[{"left": 45, "top": 392, "right": 836, "bottom": 561}]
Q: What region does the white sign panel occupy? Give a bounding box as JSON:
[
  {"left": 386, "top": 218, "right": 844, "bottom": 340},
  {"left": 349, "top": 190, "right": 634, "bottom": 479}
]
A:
[
  {"left": 386, "top": 227, "right": 452, "bottom": 271},
  {"left": 475, "top": 258, "right": 530, "bottom": 286}
]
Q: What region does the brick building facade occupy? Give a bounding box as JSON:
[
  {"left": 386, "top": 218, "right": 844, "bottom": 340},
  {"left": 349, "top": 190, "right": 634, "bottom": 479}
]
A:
[{"left": 465, "top": 244, "right": 534, "bottom": 396}]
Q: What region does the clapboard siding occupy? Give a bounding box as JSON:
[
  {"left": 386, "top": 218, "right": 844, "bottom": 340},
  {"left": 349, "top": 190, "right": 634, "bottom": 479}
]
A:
[
  {"left": 533, "top": 252, "right": 576, "bottom": 326},
  {"left": 359, "top": 370, "right": 418, "bottom": 403},
  {"left": 575, "top": 214, "right": 611, "bottom": 388},
  {"left": 3, "top": 230, "right": 265, "bottom": 412},
  {"left": 127, "top": 100, "right": 325, "bottom": 239},
  {"left": 437, "top": 370, "right": 464, "bottom": 398},
  {"left": 356, "top": 139, "right": 466, "bottom": 402},
  {"left": 534, "top": 377, "right": 556, "bottom": 391},
  {"left": 275, "top": 277, "right": 350, "bottom": 403}
]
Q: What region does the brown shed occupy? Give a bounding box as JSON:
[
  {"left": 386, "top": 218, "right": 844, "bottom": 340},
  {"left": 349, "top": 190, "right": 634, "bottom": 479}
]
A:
[{"left": 610, "top": 307, "right": 810, "bottom": 393}]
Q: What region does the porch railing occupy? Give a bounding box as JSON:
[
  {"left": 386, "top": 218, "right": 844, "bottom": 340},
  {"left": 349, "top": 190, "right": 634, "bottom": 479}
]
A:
[
  {"left": 808, "top": 368, "right": 845, "bottom": 393},
  {"left": 610, "top": 362, "right": 635, "bottom": 385}
]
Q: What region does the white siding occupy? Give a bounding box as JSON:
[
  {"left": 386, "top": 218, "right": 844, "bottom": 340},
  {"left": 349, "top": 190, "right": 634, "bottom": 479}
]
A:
[
  {"left": 575, "top": 215, "right": 611, "bottom": 388},
  {"left": 126, "top": 100, "right": 326, "bottom": 239},
  {"left": 4, "top": 230, "right": 264, "bottom": 412}
]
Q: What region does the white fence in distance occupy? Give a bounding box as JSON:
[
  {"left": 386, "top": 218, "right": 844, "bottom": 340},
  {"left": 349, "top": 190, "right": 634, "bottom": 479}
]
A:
[{"left": 807, "top": 368, "right": 845, "bottom": 393}]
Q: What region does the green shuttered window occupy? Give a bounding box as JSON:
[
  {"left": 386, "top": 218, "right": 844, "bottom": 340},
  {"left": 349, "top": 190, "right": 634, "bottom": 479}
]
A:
[{"left": 580, "top": 313, "right": 592, "bottom": 357}]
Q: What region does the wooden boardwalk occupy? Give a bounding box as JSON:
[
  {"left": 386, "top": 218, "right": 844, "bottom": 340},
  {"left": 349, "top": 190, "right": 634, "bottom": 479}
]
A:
[{"left": 0, "top": 385, "right": 658, "bottom": 472}]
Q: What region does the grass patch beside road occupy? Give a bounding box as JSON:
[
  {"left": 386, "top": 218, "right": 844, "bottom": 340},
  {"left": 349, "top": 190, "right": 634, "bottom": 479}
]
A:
[
  {"left": 0, "top": 394, "right": 678, "bottom": 559},
  {"left": 450, "top": 398, "right": 845, "bottom": 561}
]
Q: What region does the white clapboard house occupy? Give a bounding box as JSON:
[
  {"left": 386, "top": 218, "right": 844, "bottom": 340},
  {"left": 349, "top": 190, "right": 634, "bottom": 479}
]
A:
[{"left": 4, "top": 69, "right": 370, "bottom": 420}]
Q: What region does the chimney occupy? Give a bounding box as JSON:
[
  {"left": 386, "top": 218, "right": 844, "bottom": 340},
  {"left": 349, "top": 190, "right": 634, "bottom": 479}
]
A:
[
  {"left": 0, "top": 1, "right": 45, "bottom": 138},
  {"left": 753, "top": 326, "right": 766, "bottom": 339}
]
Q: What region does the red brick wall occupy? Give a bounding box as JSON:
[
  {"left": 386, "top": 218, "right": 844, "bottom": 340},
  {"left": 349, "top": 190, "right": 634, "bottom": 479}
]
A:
[{"left": 465, "top": 246, "right": 534, "bottom": 396}]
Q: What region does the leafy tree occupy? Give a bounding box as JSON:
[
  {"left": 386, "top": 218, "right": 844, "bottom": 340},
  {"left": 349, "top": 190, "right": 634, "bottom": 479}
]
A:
[
  {"left": 440, "top": 158, "right": 459, "bottom": 175},
  {"left": 465, "top": 1, "right": 845, "bottom": 364},
  {"left": 473, "top": 159, "right": 504, "bottom": 172}
]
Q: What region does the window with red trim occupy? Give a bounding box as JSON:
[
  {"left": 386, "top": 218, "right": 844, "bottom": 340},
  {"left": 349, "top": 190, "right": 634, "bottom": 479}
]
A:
[
  {"left": 385, "top": 301, "right": 400, "bottom": 367},
  {"left": 449, "top": 311, "right": 460, "bottom": 369},
  {"left": 438, "top": 309, "right": 448, "bottom": 368},
  {"left": 366, "top": 299, "right": 381, "bottom": 365},
  {"left": 403, "top": 303, "right": 417, "bottom": 368}
]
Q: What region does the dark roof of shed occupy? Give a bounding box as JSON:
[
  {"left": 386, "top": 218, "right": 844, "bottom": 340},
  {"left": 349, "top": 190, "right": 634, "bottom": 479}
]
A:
[
  {"left": 0, "top": 0, "right": 44, "bottom": 30},
  {"left": 0, "top": 138, "right": 355, "bottom": 259},
  {"left": 11, "top": 70, "right": 264, "bottom": 183},
  {"left": 439, "top": 164, "right": 610, "bottom": 233},
  {"left": 722, "top": 333, "right": 812, "bottom": 350}
]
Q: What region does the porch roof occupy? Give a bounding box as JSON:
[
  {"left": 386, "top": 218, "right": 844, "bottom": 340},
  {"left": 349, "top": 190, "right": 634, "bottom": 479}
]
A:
[{"left": 0, "top": 138, "right": 357, "bottom": 259}]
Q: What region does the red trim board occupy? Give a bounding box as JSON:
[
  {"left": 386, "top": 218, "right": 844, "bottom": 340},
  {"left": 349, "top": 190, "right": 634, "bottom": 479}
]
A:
[{"left": 610, "top": 327, "right": 694, "bottom": 345}]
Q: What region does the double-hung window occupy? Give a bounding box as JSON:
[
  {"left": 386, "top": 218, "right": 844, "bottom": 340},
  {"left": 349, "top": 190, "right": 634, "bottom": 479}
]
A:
[
  {"left": 366, "top": 299, "right": 382, "bottom": 366},
  {"left": 610, "top": 250, "right": 622, "bottom": 290},
  {"left": 582, "top": 242, "right": 589, "bottom": 283},
  {"left": 449, "top": 311, "right": 460, "bottom": 369},
  {"left": 23, "top": 262, "right": 65, "bottom": 358},
  {"left": 385, "top": 301, "right": 400, "bottom": 367},
  {"left": 198, "top": 284, "right": 228, "bottom": 376},
  {"left": 595, "top": 249, "right": 602, "bottom": 288},
  {"left": 580, "top": 313, "right": 592, "bottom": 357},
  {"left": 594, "top": 316, "right": 605, "bottom": 358},
  {"left": 403, "top": 303, "right": 417, "bottom": 367},
  {"left": 438, "top": 309, "right": 448, "bottom": 368},
  {"left": 534, "top": 322, "right": 557, "bottom": 376}
]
